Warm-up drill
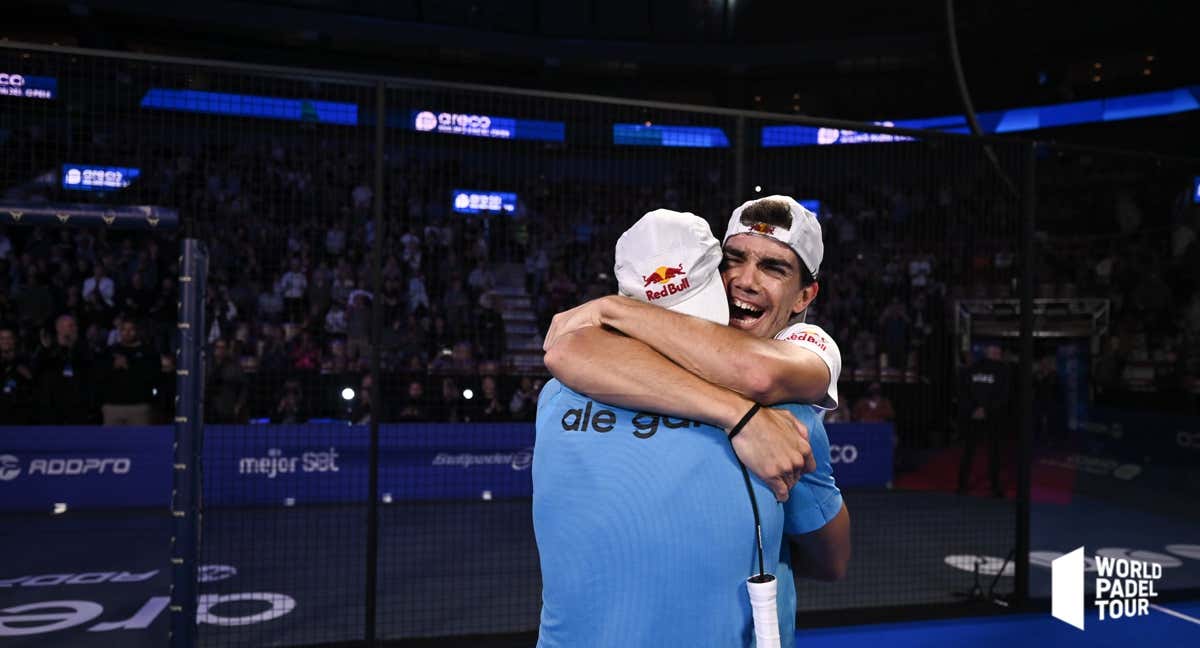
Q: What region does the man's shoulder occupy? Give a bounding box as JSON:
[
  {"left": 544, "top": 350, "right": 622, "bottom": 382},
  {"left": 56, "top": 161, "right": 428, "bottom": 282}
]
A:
[{"left": 774, "top": 322, "right": 840, "bottom": 358}]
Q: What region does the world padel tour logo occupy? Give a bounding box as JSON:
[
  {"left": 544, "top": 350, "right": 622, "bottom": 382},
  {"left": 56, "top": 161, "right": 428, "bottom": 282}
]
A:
[{"left": 1052, "top": 547, "right": 1164, "bottom": 630}]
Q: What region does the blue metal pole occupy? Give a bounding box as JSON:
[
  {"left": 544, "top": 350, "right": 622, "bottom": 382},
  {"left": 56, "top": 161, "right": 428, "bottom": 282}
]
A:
[{"left": 170, "top": 238, "right": 207, "bottom": 648}]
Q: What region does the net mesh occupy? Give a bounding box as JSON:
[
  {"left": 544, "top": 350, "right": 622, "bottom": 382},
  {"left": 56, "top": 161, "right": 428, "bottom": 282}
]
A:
[{"left": 0, "top": 44, "right": 1196, "bottom": 647}]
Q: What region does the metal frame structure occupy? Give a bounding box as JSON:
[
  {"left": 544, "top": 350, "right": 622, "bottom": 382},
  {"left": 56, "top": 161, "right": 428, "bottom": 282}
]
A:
[{"left": 4, "top": 38, "right": 1198, "bottom": 647}]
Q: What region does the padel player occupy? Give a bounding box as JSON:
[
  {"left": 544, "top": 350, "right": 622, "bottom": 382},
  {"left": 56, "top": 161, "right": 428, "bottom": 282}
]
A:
[{"left": 534, "top": 209, "right": 845, "bottom": 647}]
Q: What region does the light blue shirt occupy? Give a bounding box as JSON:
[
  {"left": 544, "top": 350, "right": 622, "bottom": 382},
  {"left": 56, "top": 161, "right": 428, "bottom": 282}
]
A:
[{"left": 533, "top": 380, "right": 842, "bottom": 647}]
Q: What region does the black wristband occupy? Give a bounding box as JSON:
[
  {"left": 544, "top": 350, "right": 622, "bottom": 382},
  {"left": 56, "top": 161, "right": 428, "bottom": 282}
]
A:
[{"left": 727, "top": 403, "right": 762, "bottom": 440}]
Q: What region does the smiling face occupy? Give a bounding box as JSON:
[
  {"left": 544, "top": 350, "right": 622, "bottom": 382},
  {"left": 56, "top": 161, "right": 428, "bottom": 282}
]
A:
[{"left": 720, "top": 234, "right": 818, "bottom": 339}]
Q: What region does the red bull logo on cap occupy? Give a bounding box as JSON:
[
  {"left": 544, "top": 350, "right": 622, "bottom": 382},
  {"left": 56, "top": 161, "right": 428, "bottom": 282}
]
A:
[
  {"left": 642, "top": 264, "right": 690, "bottom": 301},
  {"left": 750, "top": 222, "right": 776, "bottom": 235},
  {"left": 642, "top": 264, "right": 686, "bottom": 287}
]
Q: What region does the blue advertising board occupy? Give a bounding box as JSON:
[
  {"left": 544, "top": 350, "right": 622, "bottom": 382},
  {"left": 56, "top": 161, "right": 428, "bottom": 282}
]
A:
[
  {"left": 450, "top": 189, "right": 518, "bottom": 214},
  {"left": 826, "top": 422, "right": 893, "bottom": 488},
  {"left": 61, "top": 164, "right": 141, "bottom": 191},
  {"left": 408, "top": 109, "right": 565, "bottom": 142},
  {"left": 0, "top": 422, "right": 886, "bottom": 511},
  {"left": 613, "top": 123, "right": 729, "bottom": 148},
  {"left": 0, "top": 72, "right": 57, "bottom": 100},
  {"left": 140, "top": 89, "right": 358, "bottom": 126}
]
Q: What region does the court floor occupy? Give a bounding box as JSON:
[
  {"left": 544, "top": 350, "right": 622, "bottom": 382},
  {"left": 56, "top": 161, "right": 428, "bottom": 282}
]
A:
[
  {"left": 795, "top": 600, "right": 1200, "bottom": 647},
  {"left": 2, "top": 489, "right": 1196, "bottom": 647}
]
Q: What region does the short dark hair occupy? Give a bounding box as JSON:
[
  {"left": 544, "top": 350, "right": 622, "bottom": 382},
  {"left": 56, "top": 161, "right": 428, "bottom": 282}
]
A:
[{"left": 736, "top": 199, "right": 816, "bottom": 287}]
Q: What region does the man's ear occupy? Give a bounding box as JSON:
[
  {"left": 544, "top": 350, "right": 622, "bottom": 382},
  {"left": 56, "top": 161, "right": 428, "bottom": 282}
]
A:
[{"left": 790, "top": 281, "right": 819, "bottom": 319}]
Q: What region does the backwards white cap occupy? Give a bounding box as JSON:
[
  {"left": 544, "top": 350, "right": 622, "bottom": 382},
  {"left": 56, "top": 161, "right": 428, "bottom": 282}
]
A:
[
  {"left": 724, "top": 195, "right": 823, "bottom": 280},
  {"left": 614, "top": 209, "right": 729, "bottom": 325}
]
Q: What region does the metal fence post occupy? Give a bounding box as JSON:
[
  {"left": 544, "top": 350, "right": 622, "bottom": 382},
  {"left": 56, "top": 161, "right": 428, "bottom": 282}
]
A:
[
  {"left": 171, "top": 238, "right": 207, "bottom": 648},
  {"left": 734, "top": 115, "right": 746, "bottom": 207},
  {"left": 1014, "top": 141, "right": 1036, "bottom": 608},
  {"left": 364, "top": 79, "right": 386, "bottom": 647}
]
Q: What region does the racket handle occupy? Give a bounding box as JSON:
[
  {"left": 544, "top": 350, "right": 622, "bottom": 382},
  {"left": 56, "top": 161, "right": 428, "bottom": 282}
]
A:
[{"left": 747, "top": 574, "right": 781, "bottom": 648}]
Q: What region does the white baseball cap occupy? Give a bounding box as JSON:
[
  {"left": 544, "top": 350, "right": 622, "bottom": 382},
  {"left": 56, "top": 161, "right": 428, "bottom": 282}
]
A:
[
  {"left": 724, "top": 195, "right": 823, "bottom": 280},
  {"left": 614, "top": 209, "right": 729, "bottom": 325}
]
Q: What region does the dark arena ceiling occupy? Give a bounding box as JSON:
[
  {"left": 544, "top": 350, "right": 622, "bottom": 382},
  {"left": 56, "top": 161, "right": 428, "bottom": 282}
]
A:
[{"left": 3, "top": 0, "right": 1190, "bottom": 141}]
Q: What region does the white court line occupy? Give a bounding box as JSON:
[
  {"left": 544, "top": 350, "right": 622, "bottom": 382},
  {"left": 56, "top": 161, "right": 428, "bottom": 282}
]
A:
[{"left": 1150, "top": 604, "right": 1200, "bottom": 626}]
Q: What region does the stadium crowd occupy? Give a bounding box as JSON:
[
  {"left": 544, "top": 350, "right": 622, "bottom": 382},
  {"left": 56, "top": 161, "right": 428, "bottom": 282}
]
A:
[{"left": 2, "top": 126, "right": 1198, "bottom": 432}]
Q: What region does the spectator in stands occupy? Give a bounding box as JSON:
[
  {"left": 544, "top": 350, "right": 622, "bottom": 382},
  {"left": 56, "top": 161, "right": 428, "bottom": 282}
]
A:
[
  {"left": 349, "top": 373, "right": 382, "bottom": 424},
  {"left": 82, "top": 262, "right": 116, "bottom": 309},
  {"left": 0, "top": 326, "right": 34, "bottom": 424},
  {"left": 852, "top": 382, "right": 896, "bottom": 423},
  {"left": 206, "top": 338, "right": 247, "bottom": 424},
  {"left": 396, "top": 379, "right": 428, "bottom": 421},
  {"left": 879, "top": 297, "right": 911, "bottom": 371},
  {"left": 271, "top": 378, "right": 307, "bottom": 424},
  {"left": 278, "top": 256, "right": 308, "bottom": 323},
  {"left": 509, "top": 376, "right": 537, "bottom": 420},
  {"left": 150, "top": 277, "right": 178, "bottom": 325},
  {"left": 324, "top": 299, "right": 348, "bottom": 338},
  {"left": 440, "top": 377, "right": 464, "bottom": 422},
  {"left": 117, "top": 272, "right": 155, "bottom": 319},
  {"left": 475, "top": 292, "right": 506, "bottom": 362},
  {"left": 289, "top": 330, "right": 321, "bottom": 372},
  {"left": 33, "top": 314, "right": 95, "bottom": 424},
  {"left": 345, "top": 291, "right": 371, "bottom": 362},
  {"left": 14, "top": 269, "right": 55, "bottom": 334},
  {"left": 0, "top": 226, "right": 12, "bottom": 261},
  {"left": 475, "top": 375, "right": 506, "bottom": 422},
  {"left": 98, "top": 319, "right": 159, "bottom": 425}
]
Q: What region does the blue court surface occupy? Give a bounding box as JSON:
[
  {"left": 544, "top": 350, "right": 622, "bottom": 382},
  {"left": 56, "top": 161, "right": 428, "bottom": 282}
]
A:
[{"left": 796, "top": 600, "right": 1200, "bottom": 647}]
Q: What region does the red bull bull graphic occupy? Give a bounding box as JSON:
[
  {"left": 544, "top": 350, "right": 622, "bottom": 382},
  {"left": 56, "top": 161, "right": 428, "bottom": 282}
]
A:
[
  {"left": 642, "top": 264, "right": 690, "bottom": 301},
  {"left": 750, "top": 222, "right": 776, "bottom": 235},
  {"left": 642, "top": 263, "right": 686, "bottom": 288}
]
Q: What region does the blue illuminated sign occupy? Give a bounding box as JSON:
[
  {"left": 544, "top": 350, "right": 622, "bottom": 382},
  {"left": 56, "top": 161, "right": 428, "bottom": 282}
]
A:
[
  {"left": 798, "top": 199, "right": 821, "bottom": 215},
  {"left": 763, "top": 85, "right": 1200, "bottom": 146},
  {"left": 140, "top": 89, "right": 358, "bottom": 125},
  {"left": 613, "top": 124, "right": 729, "bottom": 148},
  {"left": 762, "top": 122, "right": 915, "bottom": 147},
  {"left": 451, "top": 189, "right": 518, "bottom": 214},
  {"left": 411, "top": 110, "right": 564, "bottom": 142},
  {"left": 1194, "top": 177, "right": 1200, "bottom": 204},
  {"left": 61, "top": 164, "right": 140, "bottom": 191},
  {"left": 0, "top": 73, "right": 56, "bottom": 100}
]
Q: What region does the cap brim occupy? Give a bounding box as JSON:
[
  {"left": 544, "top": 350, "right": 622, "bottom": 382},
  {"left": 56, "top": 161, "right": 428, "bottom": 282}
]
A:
[{"left": 665, "top": 272, "right": 729, "bottom": 326}]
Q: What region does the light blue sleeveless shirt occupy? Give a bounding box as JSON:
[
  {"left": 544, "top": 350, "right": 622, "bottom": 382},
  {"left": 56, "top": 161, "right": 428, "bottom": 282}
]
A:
[{"left": 533, "top": 380, "right": 842, "bottom": 647}]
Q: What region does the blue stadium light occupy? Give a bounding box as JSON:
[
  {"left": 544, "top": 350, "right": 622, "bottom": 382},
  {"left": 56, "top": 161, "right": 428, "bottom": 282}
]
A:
[
  {"left": 761, "top": 122, "right": 915, "bottom": 147},
  {"left": 408, "top": 110, "right": 565, "bottom": 142},
  {"left": 451, "top": 189, "right": 518, "bottom": 215},
  {"left": 798, "top": 199, "right": 821, "bottom": 216},
  {"left": 1193, "top": 177, "right": 1200, "bottom": 204},
  {"left": 0, "top": 73, "right": 56, "bottom": 100},
  {"left": 613, "top": 124, "right": 730, "bottom": 148},
  {"left": 140, "top": 89, "right": 358, "bottom": 125},
  {"left": 762, "top": 85, "right": 1200, "bottom": 147},
  {"left": 61, "top": 164, "right": 140, "bottom": 191}
]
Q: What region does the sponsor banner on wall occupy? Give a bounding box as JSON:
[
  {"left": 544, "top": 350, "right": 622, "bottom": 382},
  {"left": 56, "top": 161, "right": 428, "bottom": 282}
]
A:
[
  {"left": 826, "top": 423, "right": 894, "bottom": 488},
  {"left": 0, "top": 422, "right": 888, "bottom": 510}
]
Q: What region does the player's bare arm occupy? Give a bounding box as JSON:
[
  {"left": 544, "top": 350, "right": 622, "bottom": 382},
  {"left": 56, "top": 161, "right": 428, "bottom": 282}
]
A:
[
  {"left": 544, "top": 327, "right": 815, "bottom": 501},
  {"left": 787, "top": 504, "right": 851, "bottom": 582},
  {"left": 545, "top": 294, "right": 829, "bottom": 406}
]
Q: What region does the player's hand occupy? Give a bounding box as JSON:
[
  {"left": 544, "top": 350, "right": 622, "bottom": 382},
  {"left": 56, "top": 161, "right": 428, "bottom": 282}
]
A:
[
  {"left": 543, "top": 297, "right": 609, "bottom": 351},
  {"left": 730, "top": 407, "right": 814, "bottom": 502}
]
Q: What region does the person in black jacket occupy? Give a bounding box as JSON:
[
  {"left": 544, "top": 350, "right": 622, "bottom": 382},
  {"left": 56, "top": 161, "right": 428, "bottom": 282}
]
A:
[
  {"left": 956, "top": 342, "right": 1011, "bottom": 497},
  {"left": 0, "top": 326, "right": 34, "bottom": 424},
  {"left": 98, "top": 318, "right": 159, "bottom": 425},
  {"left": 33, "top": 314, "right": 97, "bottom": 424}
]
